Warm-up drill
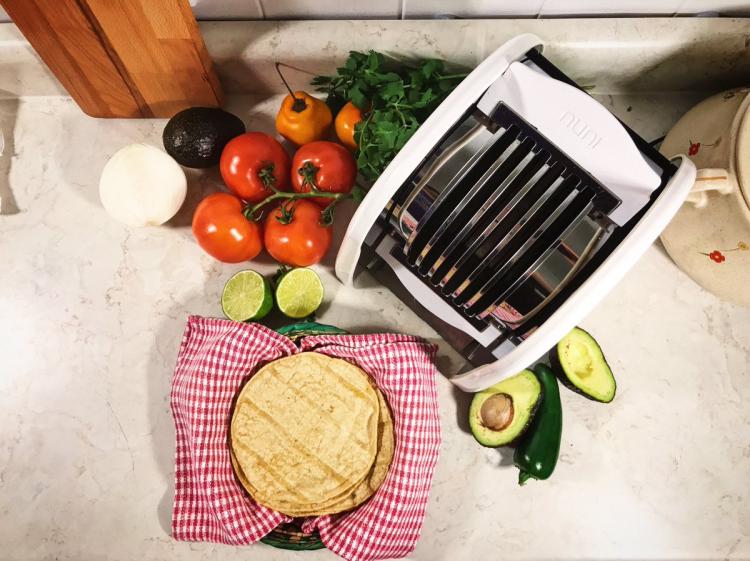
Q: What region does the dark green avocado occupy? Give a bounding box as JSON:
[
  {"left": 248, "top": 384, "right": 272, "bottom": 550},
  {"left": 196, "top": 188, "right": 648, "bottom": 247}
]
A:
[
  {"left": 550, "top": 327, "right": 616, "bottom": 403},
  {"left": 469, "top": 369, "right": 542, "bottom": 447},
  {"left": 163, "top": 107, "right": 245, "bottom": 168}
]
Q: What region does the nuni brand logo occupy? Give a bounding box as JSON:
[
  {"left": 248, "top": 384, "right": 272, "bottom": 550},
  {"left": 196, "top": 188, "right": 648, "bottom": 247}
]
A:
[{"left": 559, "top": 111, "right": 602, "bottom": 149}]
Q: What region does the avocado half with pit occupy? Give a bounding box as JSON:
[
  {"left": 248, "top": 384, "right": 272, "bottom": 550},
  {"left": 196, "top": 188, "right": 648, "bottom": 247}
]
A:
[
  {"left": 550, "top": 327, "right": 616, "bottom": 403},
  {"left": 469, "top": 370, "right": 542, "bottom": 447}
]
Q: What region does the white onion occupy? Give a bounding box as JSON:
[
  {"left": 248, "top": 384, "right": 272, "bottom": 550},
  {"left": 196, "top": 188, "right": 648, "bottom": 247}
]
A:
[{"left": 99, "top": 143, "right": 187, "bottom": 227}]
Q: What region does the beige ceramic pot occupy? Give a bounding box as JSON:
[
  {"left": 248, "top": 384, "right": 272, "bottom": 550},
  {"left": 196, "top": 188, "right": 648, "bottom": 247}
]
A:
[{"left": 660, "top": 87, "right": 750, "bottom": 306}]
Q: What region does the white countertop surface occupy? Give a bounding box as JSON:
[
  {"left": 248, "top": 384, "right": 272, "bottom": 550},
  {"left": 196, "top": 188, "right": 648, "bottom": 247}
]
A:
[{"left": 2, "top": 20, "right": 750, "bottom": 561}]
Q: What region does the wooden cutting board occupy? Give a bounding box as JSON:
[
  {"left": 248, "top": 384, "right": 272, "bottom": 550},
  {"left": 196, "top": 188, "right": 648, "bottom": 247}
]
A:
[{"left": 1, "top": 0, "right": 223, "bottom": 118}]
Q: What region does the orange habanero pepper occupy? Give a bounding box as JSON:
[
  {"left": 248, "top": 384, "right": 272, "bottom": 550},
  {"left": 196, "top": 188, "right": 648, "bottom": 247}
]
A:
[
  {"left": 335, "top": 101, "right": 365, "bottom": 152},
  {"left": 275, "top": 91, "right": 332, "bottom": 146}
]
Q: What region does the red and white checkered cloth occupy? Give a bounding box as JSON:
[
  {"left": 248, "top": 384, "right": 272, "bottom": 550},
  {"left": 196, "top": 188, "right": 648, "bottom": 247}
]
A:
[{"left": 170, "top": 316, "right": 441, "bottom": 561}]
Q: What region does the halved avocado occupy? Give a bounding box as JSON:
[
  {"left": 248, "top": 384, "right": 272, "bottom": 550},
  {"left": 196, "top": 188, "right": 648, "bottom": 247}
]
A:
[
  {"left": 550, "top": 327, "right": 616, "bottom": 403},
  {"left": 469, "top": 370, "right": 542, "bottom": 447}
]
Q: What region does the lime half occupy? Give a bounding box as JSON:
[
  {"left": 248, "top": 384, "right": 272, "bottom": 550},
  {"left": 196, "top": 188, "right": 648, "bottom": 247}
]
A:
[
  {"left": 221, "top": 270, "right": 273, "bottom": 322},
  {"left": 275, "top": 268, "right": 324, "bottom": 319}
]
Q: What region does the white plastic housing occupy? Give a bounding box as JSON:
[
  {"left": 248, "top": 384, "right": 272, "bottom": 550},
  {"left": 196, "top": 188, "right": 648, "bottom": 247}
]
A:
[
  {"left": 477, "top": 62, "right": 661, "bottom": 225},
  {"left": 333, "top": 34, "right": 697, "bottom": 393}
]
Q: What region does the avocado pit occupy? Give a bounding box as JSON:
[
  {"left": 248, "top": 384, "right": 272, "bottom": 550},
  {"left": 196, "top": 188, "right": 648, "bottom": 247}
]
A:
[
  {"left": 469, "top": 370, "right": 542, "bottom": 447},
  {"left": 479, "top": 393, "right": 514, "bottom": 431}
]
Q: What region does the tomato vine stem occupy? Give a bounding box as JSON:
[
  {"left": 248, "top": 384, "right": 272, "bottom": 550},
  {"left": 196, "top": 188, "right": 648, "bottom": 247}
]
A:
[{"left": 243, "top": 163, "right": 353, "bottom": 225}]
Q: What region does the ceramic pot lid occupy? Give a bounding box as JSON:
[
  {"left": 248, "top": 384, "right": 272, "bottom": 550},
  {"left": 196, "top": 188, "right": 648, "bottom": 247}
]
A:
[{"left": 736, "top": 92, "right": 750, "bottom": 210}]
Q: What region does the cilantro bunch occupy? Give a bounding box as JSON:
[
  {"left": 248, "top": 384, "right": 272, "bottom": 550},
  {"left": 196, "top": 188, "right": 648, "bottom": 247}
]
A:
[{"left": 312, "top": 51, "right": 466, "bottom": 180}]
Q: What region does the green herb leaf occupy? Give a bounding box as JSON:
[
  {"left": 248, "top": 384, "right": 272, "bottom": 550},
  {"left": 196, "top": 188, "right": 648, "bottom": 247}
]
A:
[
  {"left": 345, "top": 53, "right": 362, "bottom": 70},
  {"left": 413, "top": 88, "right": 436, "bottom": 108},
  {"left": 379, "top": 80, "right": 404, "bottom": 101},
  {"left": 351, "top": 184, "right": 367, "bottom": 203},
  {"left": 366, "top": 50, "right": 383, "bottom": 72},
  {"left": 349, "top": 84, "right": 368, "bottom": 110},
  {"left": 421, "top": 58, "right": 441, "bottom": 78}
]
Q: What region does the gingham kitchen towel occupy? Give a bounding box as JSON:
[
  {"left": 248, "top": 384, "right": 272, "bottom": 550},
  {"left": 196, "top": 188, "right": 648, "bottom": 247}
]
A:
[{"left": 170, "top": 316, "right": 442, "bottom": 561}]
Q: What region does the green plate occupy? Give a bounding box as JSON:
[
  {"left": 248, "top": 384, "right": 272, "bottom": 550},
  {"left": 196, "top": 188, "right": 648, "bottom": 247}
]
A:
[{"left": 258, "top": 322, "right": 346, "bottom": 551}]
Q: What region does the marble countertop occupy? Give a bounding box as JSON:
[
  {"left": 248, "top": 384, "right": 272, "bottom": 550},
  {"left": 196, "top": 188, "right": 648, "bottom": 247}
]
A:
[{"left": 1, "top": 19, "right": 750, "bottom": 561}]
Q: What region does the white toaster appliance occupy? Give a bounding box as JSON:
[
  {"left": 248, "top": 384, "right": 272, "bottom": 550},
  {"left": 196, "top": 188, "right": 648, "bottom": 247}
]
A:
[{"left": 335, "top": 34, "right": 696, "bottom": 392}]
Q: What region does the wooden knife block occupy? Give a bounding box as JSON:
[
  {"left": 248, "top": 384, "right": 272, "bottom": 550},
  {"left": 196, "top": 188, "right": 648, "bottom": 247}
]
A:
[{"left": 1, "top": 0, "right": 223, "bottom": 118}]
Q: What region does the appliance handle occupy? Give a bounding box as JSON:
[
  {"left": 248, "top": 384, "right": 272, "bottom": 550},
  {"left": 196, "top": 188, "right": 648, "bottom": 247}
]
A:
[{"left": 685, "top": 168, "right": 734, "bottom": 208}]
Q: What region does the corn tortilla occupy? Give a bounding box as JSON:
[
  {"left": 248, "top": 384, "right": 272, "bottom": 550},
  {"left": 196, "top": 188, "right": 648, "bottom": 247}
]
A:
[
  {"left": 230, "top": 352, "right": 380, "bottom": 511},
  {"left": 231, "top": 386, "right": 394, "bottom": 516}
]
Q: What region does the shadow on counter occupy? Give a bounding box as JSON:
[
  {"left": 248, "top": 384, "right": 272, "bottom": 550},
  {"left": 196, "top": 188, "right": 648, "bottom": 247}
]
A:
[{"left": 0, "top": 94, "right": 19, "bottom": 215}]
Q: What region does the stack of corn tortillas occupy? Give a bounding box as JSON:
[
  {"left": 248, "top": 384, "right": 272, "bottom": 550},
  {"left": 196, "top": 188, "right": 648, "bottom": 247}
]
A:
[{"left": 230, "top": 352, "right": 395, "bottom": 516}]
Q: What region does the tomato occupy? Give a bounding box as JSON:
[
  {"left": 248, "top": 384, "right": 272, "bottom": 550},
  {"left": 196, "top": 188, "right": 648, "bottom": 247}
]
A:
[
  {"left": 220, "top": 132, "right": 291, "bottom": 203},
  {"left": 192, "top": 193, "right": 262, "bottom": 263},
  {"left": 334, "top": 102, "right": 364, "bottom": 151},
  {"left": 291, "top": 141, "right": 357, "bottom": 207},
  {"left": 264, "top": 199, "right": 332, "bottom": 267}
]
